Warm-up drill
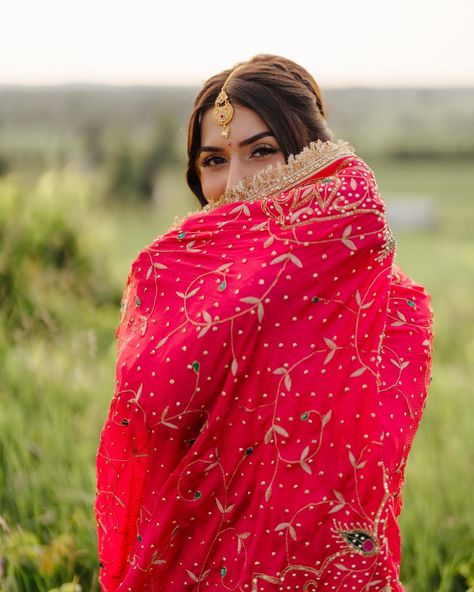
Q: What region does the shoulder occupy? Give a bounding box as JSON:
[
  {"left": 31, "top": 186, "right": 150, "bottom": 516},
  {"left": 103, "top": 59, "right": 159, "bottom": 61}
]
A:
[
  {"left": 326, "top": 149, "right": 381, "bottom": 200},
  {"left": 282, "top": 145, "right": 387, "bottom": 220}
]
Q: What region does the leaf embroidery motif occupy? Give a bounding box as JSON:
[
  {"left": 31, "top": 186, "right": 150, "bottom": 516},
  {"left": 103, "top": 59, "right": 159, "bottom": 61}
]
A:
[
  {"left": 392, "top": 310, "right": 407, "bottom": 326},
  {"left": 265, "top": 483, "right": 272, "bottom": 501},
  {"left": 128, "top": 383, "right": 143, "bottom": 404},
  {"left": 350, "top": 366, "right": 367, "bottom": 377},
  {"left": 274, "top": 522, "right": 297, "bottom": 541},
  {"left": 322, "top": 410, "right": 332, "bottom": 426},
  {"left": 215, "top": 498, "right": 234, "bottom": 513},
  {"left": 236, "top": 531, "right": 250, "bottom": 554},
  {"left": 300, "top": 446, "right": 312, "bottom": 474},
  {"left": 341, "top": 225, "right": 357, "bottom": 250},
  {"left": 160, "top": 405, "right": 178, "bottom": 430},
  {"left": 264, "top": 424, "right": 289, "bottom": 443}
]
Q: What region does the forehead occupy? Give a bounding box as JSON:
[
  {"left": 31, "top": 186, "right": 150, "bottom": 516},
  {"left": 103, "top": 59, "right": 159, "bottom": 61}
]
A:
[{"left": 200, "top": 104, "right": 269, "bottom": 144}]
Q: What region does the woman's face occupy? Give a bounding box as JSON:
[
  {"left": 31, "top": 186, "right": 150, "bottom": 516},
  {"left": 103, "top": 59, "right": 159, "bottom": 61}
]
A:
[{"left": 196, "top": 103, "right": 286, "bottom": 203}]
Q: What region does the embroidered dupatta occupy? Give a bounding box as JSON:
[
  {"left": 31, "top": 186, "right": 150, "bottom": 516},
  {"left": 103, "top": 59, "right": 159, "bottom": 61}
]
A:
[{"left": 95, "top": 139, "right": 434, "bottom": 591}]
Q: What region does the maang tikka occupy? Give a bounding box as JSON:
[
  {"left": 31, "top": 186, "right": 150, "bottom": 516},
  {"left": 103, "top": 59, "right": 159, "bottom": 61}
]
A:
[{"left": 213, "top": 64, "right": 246, "bottom": 139}]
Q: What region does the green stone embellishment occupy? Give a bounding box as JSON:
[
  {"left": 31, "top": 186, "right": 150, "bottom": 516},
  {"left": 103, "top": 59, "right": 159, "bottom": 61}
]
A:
[
  {"left": 407, "top": 299, "right": 416, "bottom": 308},
  {"left": 321, "top": 177, "right": 332, "bottom": 183},
  {"left": 192, "top": 361, "right": 200, "bottom": 373},
  {"left": 135, "top": 296, "right": 141, "bottom": 307},
  {"left": 218, "top": 280, "right": 227, "bottom": 291},
  {"left": 194, "top": 491, "right": 202, "bottom": 500},
  {"left": 245, "top": 447, "right": 253, "bottom": 455},
  {"left": 300, "top": 412, "right": 309, "bottom": 420},
  {"left": 220, "top": 566, "right": 227, "bottom": 576},
  {"left": 177, "top": 231, "right": 187, "bottom": 239},
  {"left": 311, "top": 296, "right": 320, "bottom": 303}
]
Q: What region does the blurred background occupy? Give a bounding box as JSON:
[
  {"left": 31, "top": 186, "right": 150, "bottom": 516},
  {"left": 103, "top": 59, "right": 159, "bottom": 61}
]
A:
[{"left": 0, "top": 1, "right": 473, "bottom": 590}]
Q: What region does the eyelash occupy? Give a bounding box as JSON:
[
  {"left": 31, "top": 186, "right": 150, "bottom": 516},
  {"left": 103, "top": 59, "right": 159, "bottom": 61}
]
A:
[{"left": 201, "top": 144, "right": 278, "bottom": 167}]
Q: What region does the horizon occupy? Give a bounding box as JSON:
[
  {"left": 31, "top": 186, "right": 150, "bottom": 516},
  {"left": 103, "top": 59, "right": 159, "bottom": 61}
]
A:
[{"left": 1, "top": 82, "right": 474, "bottom": 91}]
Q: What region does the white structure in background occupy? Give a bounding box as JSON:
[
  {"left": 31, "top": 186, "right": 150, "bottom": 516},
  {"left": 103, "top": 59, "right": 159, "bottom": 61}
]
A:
[{"left": 383, "top": 193, "right": 439, "bottom": 231}]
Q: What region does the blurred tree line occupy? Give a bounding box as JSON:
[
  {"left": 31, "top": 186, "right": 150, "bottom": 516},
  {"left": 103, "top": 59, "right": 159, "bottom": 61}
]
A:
[
  {"left": 0, "top": 85, "right": 473, "bottom": 205},
  {"left": 81, "top": 112, "right": 180, "bottom": 202},
  {"left": 0, "top": 112, "right": 182, "bottom": 203}
]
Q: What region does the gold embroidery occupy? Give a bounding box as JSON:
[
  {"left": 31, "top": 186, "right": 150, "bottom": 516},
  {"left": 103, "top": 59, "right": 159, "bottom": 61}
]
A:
[
  {"left": 375, "top": 223, "right": 397, "bottom": 263},
  {"left": 168, "top": 138, "right": 356, "bottom": 232},
  {"left": 217, "top": 138, "right": 356, "bottom": 206}
]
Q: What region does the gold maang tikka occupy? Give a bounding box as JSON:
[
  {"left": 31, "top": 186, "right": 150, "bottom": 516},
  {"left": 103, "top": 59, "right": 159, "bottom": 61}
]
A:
[{"left": 213, "top": 64, "right": 246, "bottom": 138}]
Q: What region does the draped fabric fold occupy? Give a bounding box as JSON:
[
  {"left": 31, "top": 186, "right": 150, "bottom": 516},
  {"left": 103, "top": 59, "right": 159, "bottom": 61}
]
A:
[{"left": 95, "top": 140, "right": 434, "bottom": 591}]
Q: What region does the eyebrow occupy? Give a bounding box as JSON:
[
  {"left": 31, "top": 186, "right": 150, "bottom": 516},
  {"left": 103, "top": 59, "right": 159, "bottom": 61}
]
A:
[{"left": 197, "top": 131, "right": 275, "bottom": 155}]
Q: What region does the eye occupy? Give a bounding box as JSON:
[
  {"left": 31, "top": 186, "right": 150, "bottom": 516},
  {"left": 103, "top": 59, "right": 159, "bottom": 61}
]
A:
[
  {"left": 251, "top": 144, "right": 278, "bottom": 157},
  {"left": 200, "top": 144, "right": 279, "bottom": 168},
  {"left": 201, "top": 155, "right": 225, "bottom": 167}
]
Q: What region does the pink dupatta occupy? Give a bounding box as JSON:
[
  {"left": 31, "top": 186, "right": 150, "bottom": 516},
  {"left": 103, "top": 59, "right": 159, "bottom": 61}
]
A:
[{"left": 95, "top": 139, "right": 434, "bottom": 591}]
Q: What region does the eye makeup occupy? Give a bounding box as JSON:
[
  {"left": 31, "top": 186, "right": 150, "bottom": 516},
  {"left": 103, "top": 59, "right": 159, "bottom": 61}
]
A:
[{"left": 200, "top": 144, "right": 279, "bottom": 168}]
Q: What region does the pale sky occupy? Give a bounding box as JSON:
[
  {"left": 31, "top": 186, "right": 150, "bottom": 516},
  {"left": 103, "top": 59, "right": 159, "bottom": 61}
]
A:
[{"left": 1, "top": 0, "right": 473, "bottom": 87}]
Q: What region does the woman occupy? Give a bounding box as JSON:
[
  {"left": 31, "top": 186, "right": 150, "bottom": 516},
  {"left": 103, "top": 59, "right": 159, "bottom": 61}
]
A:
[{"left": 95, "top": 55, "right": 434, "bottom": 591}]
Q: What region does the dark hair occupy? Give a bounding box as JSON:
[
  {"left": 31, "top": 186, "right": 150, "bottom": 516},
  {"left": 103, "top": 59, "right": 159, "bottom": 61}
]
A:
[{"left": 186, "top": 54, "right": 334, "bottom": 207}]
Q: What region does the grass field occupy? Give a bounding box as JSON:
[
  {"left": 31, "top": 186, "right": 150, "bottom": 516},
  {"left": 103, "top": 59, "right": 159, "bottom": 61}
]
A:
[{"left": 0, "top": 157, "right": 473, "bottom": 591}]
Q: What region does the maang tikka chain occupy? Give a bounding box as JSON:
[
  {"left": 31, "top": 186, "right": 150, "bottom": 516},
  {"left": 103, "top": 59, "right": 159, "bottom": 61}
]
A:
[{"left": 213, "top": 64, "right": 246, "bottom": 139}]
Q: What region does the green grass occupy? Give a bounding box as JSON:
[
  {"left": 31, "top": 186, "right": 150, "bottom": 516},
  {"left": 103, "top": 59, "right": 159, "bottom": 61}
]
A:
[
  {"left": 372, "top": 158, "right": 474, "bottom": 591},
  {"left": 0, "top": 158, "right": 473, "bottom": 591},
  {"left": 396, "top": 237, "right": 474, "bottom": 590}
]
